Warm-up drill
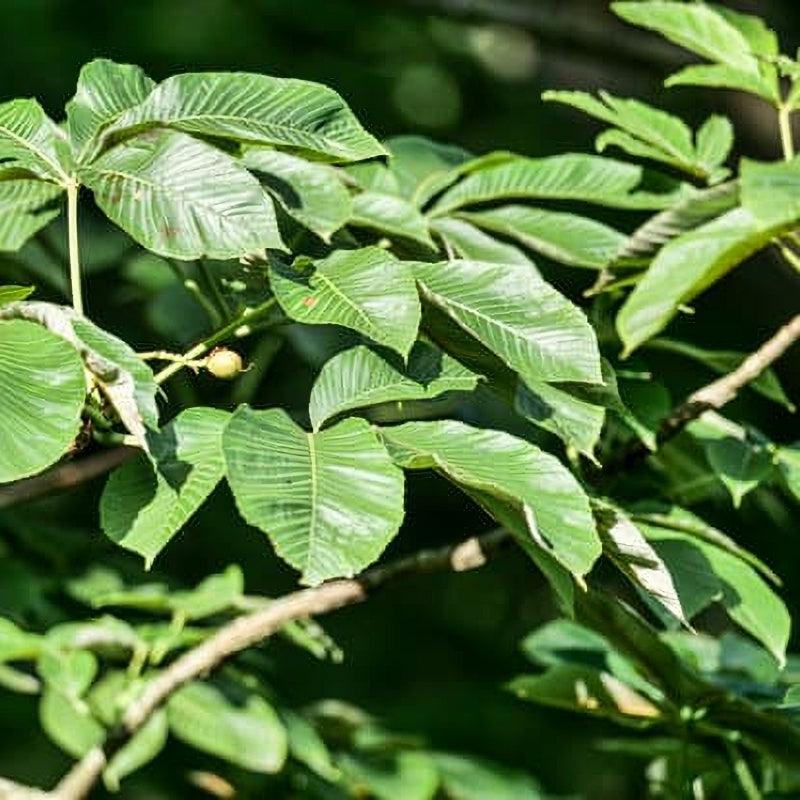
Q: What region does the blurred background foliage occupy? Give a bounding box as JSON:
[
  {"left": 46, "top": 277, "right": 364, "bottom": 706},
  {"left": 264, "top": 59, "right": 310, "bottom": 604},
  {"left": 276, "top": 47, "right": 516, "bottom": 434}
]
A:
[{"left": 0, "top": 1, "right": 798, "bottom": 797}]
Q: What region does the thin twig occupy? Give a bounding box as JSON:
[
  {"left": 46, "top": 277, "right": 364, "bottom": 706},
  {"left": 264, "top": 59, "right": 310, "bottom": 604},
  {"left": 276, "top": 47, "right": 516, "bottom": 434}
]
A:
[
  {"left": 66, "top": 181, "right": 83, "bottom": 317},
  {"left": 40, "top": 530, "right": 509, "bottom": 800},
  {"left": 608, "top": 313, "right": 800, "bottom": 474},
  {"left": 154, "top": 297, "right": 278, "bottom": 384},
  {"left": 0, "top": 448, "right": 137, "bottom": 511}
]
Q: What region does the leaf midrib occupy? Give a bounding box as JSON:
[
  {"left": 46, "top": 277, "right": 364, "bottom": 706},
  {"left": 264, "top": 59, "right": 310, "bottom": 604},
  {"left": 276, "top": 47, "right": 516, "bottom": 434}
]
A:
[{"left": 0, "top": 122, "right": 68, "bottom": 185}]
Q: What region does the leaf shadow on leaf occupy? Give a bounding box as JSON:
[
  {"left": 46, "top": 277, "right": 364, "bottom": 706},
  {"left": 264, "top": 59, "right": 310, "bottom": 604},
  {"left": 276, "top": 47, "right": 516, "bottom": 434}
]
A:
[
  {"left": 270, "top": 256, "right": 315, "bottom": 289},
  {"left": 257, "top": 172, "right": 303, "bottom": 212},
  {"left": 514, "top": 383, "right": 559, "bottom": 426},
  {"left": 647, "top": 538, "right": 722, "bottom": 620},
  {"left": 146, "top": 424, "right": 192, "bottom": 492}
]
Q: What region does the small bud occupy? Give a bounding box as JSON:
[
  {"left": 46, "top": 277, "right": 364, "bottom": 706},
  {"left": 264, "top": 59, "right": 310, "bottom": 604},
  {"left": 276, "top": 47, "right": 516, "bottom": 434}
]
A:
[{"left": 206, "top": 348, "right": 244, "bottom": 380}]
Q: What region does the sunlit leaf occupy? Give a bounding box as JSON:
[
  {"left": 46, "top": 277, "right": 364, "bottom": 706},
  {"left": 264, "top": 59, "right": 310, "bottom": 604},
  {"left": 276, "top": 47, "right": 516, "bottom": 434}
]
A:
[
  {"left": 81, "top": 129, "right": 284, "bottom": 259},
  {"left": 0, "top": 99, "right": 70, "bottom": 182},
  {"left": 243, "top": 148, "right": 352, "bottom": 241},
  {"left": 0, "top": 319, "right": 85, "bottom": 483},
  {"left": 381, "top": 420, "right": 600, "bottom": 578},
  {"left": 616, "top": 208, "right": 788, "bottom": 354},
  {"left": 103, "top": 72, "right": 386, "bottom": 162},
  {"left": 412, "top": 259, "right": 601, "bottom": 384},
  {"left": 66, "top": 59, "right": 156, "bottom": 163},
  {"left": 349, "top": 191, "right": 434, "bottom": 247},
  {"left": 431, "top": 154, "right": 685, "bottom": 216},
  {"left": 309, "top": 341, "right": 480, "bottom": 431},
  {"left": 430, "top": 216, "right": 535, "bottom": 267},
  {"left": 271, "top": 247, "right": 421, "bottom": 358},
  {"left": 224, "top": 407, "right": 405, "bottom": 584},
  {"left": 458, "top": 206, "right": 626, "bottom": 268},
  {"left": 101, "top": 408, "right": 230, "bottom": 566}
]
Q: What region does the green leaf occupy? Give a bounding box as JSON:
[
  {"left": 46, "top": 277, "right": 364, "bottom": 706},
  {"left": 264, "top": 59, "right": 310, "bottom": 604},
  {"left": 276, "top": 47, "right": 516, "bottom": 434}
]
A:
[
  {"left": 468, "top": 492, "right": 575, "bottom": 612},
  {"left": 628, "top": 504, "right": 779, "bottom": 584},
  {"left": 544, "top": 90, "right": 728, "bottom": 181},
  {"left": 0, "top": 99, "right": 70, "bottom": 183},
  {"left": 69, "top": 566, "right": 243, "bottom": 621},
  {"left": 40, "top": 688, "right": 105, "bottom": 758},
  {"left": 0, "top": 618, "right": 43, "bottom": 663},
  {"left": 665, "top": 64, "right": 779, "bottom": 103},
  {"left": 776, "top": 443, "right": 800, "bottom": 504},
  {"left": 282, "top": 710, "right": 340, "bottom": 781},
  {"left": 431, "top": 753, "right": 542, "bottom": 800},
  {"left": 0, "top": 664, "right": 40, "bottom": 695},
  {"left": 641, "top": 523, "right": 790, "bottom": 664},
  {"left": 81, "top": 129, "right": 284, "bottom": 260},
  {"left": 66, "top": 59, "right": 156, "bottom": 163},
  {"left": 412, "top": 259, "right": 601, "bottom": 384},
  {"left": 647, "top": 337, "right": 794, "bottom": 410},
  {"left": 616, "top": 208, "right": 786, "bottom": 354},
  {"left": 101, "top": 408, "right": 230, "bottom": 567},
  {"left": 515, "top": 379, "right": 605, "bottom": 460},
  {"left": 349, "top": 192, "right": 434, "bottom": 247},
  {"left": 384, "top": 134, "right": 471, "bottom": 205},
  {"left": 659, "top": 5, "right": 780, "bottom": 101},
  {"left": 69, "top": 570, "right": 172, "bottom": 614},
  {"left": 340, "top": 751, "right": 439, "bottom": 800},
  {"left": 102, "top": 72, "right": 386, "bottom": 162},
  {"left": 167, "top": 681, "right": 287, "bottom": 773},
  {"left": 170, "top": 566, "right": 244, "bottom": 620},
  {"left": 0, "top": 177, "right": 61, "bottom": 252},
  {"left": 614, "top": 180, "right": 738, "bottom": 264},
  {"left": 695, "top": 115, "right": 735, "bottom": 178},
  {"left": 2, "top": 302, "right": 159, "bottom": 447},
  {"left": 271, "top": 247, "right": 421, "bottom": 358},
  {"left": 712, "top": 5, "right": 779, "bottom": 57},
  {"left": 594, "top": 129, "right": 679, "bottom": 170},
  {"left": 431, "top": 154, "right": 683, "bottom": 216},
  {"left": 594, "top": 503, "right": 687, "bottom": 625},
  {"left": 46, "top": 616, "right": 142, "bottom": 655},
  {"left": 509, "top": 664, "right": 661, "bottom": 724},
  {"left": 309, "top": 342, "right": 480, "bottom": 431},
  {"left": 37, "top": 650, "right": 98, "bottom": 699},
  {"left": 741, "top": 156, "right": 800, "bottom": 227},
  {"left": 0, "top": 285, "right": 34, "bottom": 306},
  {"left": 545, "top": 90, "right": 692, "bottom": 158},
  {"left": 612, "top": 2, "right": 759, "bottom": 72},
  {"left": 457, "top": 206, "right": 626, "bottom": 268},
  {"left": 104, "top": 710, "right": 168, "bottom": 791},
  {"left": 430, "top": 216, "right": 535, "bottom": 267},
  {"left": 224, "top": 407, "right": 405, "bottom": 585},
  {"left": 689, "top": 414, "right": 774, "bottom": 507},
  {"left": 71, "top": 315, "right": 160, "bottom": 441},
  {"left": 380, "top": 420, "right": 600, "bottom": 578},
  {"left": 243, "top": 148, "right": 352, "bottom": 242},
  {"left": 520, "top": 619, "right": 610, "bottom": 668},
  {"left": 0, "top": 319, "right": 85, "bottom": 483}
]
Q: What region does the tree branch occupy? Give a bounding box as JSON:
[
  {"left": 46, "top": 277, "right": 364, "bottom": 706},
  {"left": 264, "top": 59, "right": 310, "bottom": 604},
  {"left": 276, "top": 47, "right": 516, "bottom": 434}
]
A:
[
  {"left": 609, "top": 312, "right": 800, "bottom": 473},
  {"left": 0, "top": 448, "right": 137, "bottom": 511},
  {"left": 39, "top": 529, "right": 510, "bottom": 800}
]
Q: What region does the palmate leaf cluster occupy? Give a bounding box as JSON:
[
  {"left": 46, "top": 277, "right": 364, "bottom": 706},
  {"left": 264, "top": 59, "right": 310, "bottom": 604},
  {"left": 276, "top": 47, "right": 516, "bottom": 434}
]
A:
[{"left": 0, "top": 1, "right": 800, "bottom": 796}]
